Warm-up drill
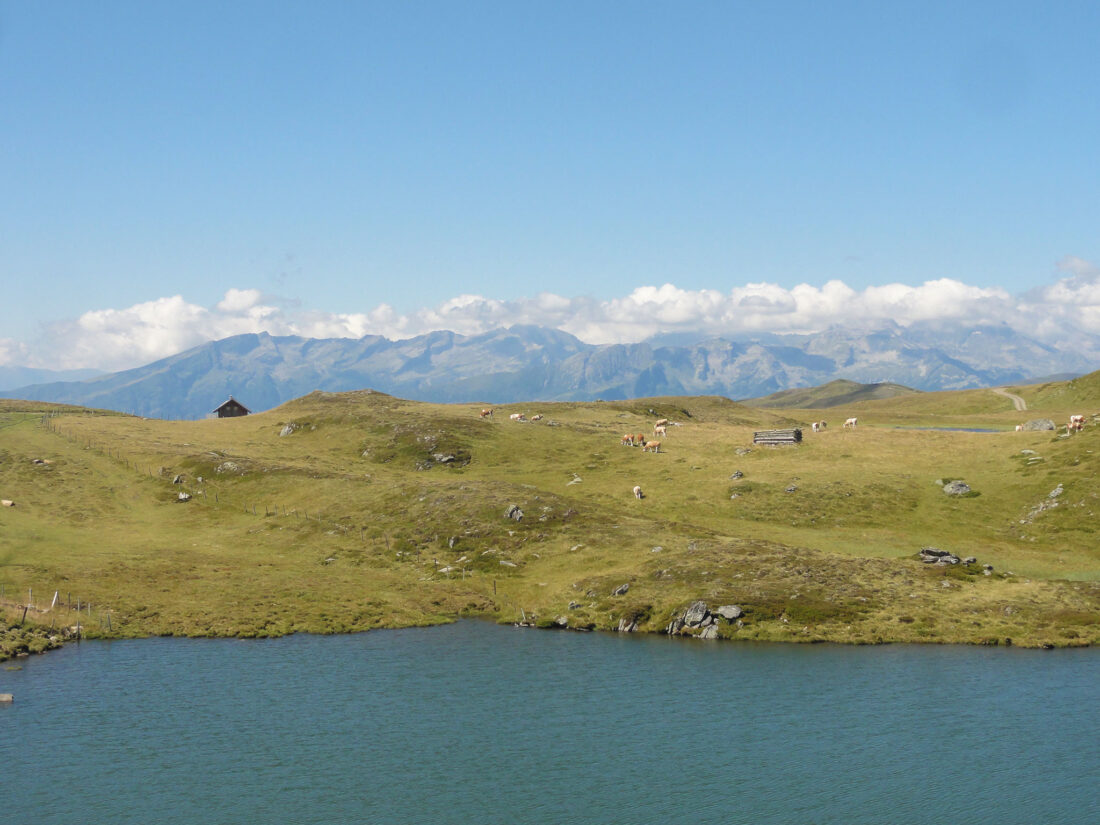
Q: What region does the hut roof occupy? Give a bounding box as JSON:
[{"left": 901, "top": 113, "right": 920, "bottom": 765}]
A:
[{"left": 212, "top": 396, "right": 252, "bottom": 415}]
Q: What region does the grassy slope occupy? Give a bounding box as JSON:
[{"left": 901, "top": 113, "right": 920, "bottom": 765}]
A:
[
  {"left": 1, "top": 378, "right": 1098, "bottom": 653},
  {"left": 742, "top": 379, "right": 920, "bottom": 409}
]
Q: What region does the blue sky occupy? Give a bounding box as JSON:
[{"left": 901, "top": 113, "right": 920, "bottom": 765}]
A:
[{"left": 3, "top": 1, "right": 1100, "bottom": 369}]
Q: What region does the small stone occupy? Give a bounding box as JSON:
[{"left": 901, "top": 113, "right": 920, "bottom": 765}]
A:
[
  {"left": 698, "top": 625, "right": 719, "bottom": 639},
  {"left": 963, "top": 557, "right": 977, "bottom": 565},
  {"left": 177, "top": 492, "right": 191, "bottom": 502},
  {"left": 716, "top": 605, "right": 743, "bottom": 621},
  {"left": 611, "top": 583, "right": 630, "bottom": 596},
  {"left": 504, "top": 504, "right": 524, "bottom": 521},
  {"left": 943, "top": 480, "right": 971, "bottom": 496},
  {"left": 729, "top": 471, "right": 744, "bottom": 480}
]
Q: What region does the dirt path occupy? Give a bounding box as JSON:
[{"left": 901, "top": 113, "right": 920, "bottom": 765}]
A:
[{"left": 992, "top": 387, "right": 1027, "bottom": 411}]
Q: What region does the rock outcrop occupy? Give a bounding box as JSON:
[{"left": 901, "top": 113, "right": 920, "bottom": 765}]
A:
[
  {"left": 920, "top": 546, "right": 960, "bottom": 565},
  {"left": 1021, "top": 419, "right": 1056, "bottom": 431},
  {"left": 666, "top": 600, "right": 744, "bottom": 637}
]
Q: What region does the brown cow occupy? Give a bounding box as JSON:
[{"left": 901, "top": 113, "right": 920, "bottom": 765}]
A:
[{"left": 642, "top": 440, "right": 661, "bottom": 453}]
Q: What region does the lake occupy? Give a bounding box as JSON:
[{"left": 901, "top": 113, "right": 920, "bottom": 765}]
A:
[{"left": 2, "top": 622, "right": 1097, "bottom": 824}]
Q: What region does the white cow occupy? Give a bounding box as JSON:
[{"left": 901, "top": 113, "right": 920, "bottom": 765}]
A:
[
  {"left": 509, "top": 413, "right": 527, "bottom": 422},
  {"left": 843, "top": 417, "right": 858, "bottom": 429},
  {"left": 1069, "top": 414, "right": 1085, "bottom": 432},
  {"left": 654, "top": 424, "right": 667, "bottom": 437},
  {"left": 633, "top": 485, "right": 644, "bottom": 499}
]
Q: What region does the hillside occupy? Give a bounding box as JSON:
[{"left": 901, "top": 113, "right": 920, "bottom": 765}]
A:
[
  {"left": 743, "top": 379, "right": 920, "bottom": 409},
  {"left": 2, "top": 385, "right": 1097, "bottom": 654},
  {"left": 4, "top": 322, "right": 1097, "bottom": 420},
  {"left": 1010, "top": 368, "right": 1100, "bottom": 411}
]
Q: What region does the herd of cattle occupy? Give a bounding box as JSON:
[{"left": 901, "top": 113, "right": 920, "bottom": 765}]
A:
[
  {"left": 476, "top": 404, "right": 1092, "bottom": 504},
  {"left": 618, "top": 418, "right": 669, "bottom": 453},
  {"left": 482, "top": 405, "right": 1092, "bottom": 436}
]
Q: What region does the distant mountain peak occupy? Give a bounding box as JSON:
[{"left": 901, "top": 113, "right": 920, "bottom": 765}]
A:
[{"left": 2, "top": 322, "right": 1096, "bottom": 419}]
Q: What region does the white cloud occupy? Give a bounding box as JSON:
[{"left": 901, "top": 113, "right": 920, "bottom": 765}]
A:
[
  {"left": 0, "top": 338, "right": 30, "bottom": 367},
  {"left": 10, "top": 262, "right": 1100, "bottom": 371}
]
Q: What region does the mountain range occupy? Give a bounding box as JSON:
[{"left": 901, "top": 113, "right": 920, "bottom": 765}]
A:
[{"left": 3, "top": 321, "right": 1096, "bottom": 419}]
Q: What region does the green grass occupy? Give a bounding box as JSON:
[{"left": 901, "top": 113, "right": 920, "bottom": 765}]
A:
[
  {"left": 742, "top": 379, "right": 921, "bottom": 409},
  {"left": 1, "top": 375, "right": 1098, "bottom": 654}
]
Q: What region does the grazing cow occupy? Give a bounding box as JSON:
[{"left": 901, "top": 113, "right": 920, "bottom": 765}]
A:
[
  {"left": 1069, "top": 414, "right": 1085, "bottom": 432},
  {"left": 811, "top": 422, "right": 820, "bottom": 433},
  {"left": 621, "top": 434, "right": 635, "bottom": 446},
  {"left": 843, "top": 417, "right": 858, "bottom": 429},
  {"left": 509, "top": 413, "right": 527, "bottom": 422},
  {"left": 819, "top": 421, "right": 827, "bottom": 431},
  {"left": 1015, "top": 425, "right": 1023, "bottom": 432},
  {"left": 633, "top": 485, "right": 644, "bottom": 499},
  {"left": 479, "top": 408, "right": 493, "bottom": 419},
  {"left": 642, "top": 440, "right": 661, "bottom": 453},
  {"left": 634, "top": 433, "right": 646, "bottom": 447},
  {"left": 654, "top": 424, "right": 667, "bottom": 437},
  {"left": 531, "top": 414, "right": 543, "bottom": 422}
]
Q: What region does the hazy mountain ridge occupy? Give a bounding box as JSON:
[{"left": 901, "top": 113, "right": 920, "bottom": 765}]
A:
[
  {"left": 0, "top": 365, "right": 103, "bottom": 391},
  {"left": 2, "top": 323, "right": 1096, "bottom": 419}
]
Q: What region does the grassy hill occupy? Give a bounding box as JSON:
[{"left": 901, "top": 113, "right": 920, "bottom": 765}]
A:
[
  {"left": 743, "top": 379, "right": 920, "bottom": 409},
  {"left": 2, "top": 382, "right": 1098, "bottom": 654},
  {"left": 1009, "top": 368, "right": 1100, "bottom": 411}
]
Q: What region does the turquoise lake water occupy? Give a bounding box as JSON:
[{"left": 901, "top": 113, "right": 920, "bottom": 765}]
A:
[{"left": 3, "top": 622, "right": 1098, "bottom": 824}]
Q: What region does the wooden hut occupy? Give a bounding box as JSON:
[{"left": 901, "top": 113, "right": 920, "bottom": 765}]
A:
[
  {"left": 752, "top": 428, "right": 802, "bottom": 445},
  {"left": 212, "top": 396, "right": 251, "bottom": 418}
]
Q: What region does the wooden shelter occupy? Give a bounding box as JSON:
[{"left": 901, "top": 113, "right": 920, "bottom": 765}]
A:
[
  {"left": 752, "top": 428, "right": 802, "bottom": 445},
  {"left": 212, "top": 397, "right": 251, "bottom": 418}
]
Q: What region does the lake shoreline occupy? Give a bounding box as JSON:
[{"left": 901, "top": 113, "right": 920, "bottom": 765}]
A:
[{"left": 6, "top": 606, "right": 1094, "bottom": 666}]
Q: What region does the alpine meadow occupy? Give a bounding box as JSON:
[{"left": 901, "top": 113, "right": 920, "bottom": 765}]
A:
[{"left": 3, "top": 371, "right": 1098, "bottom": 658}]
